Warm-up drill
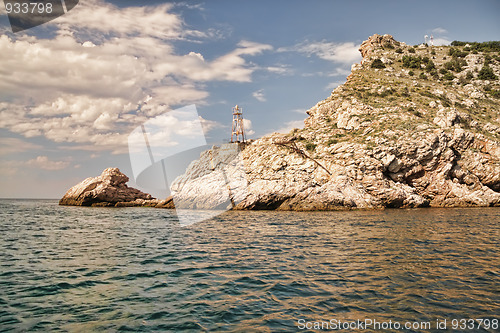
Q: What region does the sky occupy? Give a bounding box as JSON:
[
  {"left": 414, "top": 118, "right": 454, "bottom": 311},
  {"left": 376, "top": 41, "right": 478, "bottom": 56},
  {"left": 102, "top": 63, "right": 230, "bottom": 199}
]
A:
[{"left": 0, "top": 0, "right": 499, "bottom": 198}]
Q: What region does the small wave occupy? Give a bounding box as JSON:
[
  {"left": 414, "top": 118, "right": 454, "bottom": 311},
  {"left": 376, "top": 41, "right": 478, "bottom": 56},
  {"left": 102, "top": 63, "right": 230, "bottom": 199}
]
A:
[
  {"left": 20, "top": 279, "right": 109, "bottom": 296},
  {"left": 0, "top": 201, "right": 498, "bottom": 332}
]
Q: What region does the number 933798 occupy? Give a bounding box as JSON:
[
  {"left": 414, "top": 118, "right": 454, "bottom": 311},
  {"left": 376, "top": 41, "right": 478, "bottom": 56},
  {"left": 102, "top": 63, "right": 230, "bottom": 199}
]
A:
[{"left": 5, "top": 2, "right": 53, "bottom": 14}]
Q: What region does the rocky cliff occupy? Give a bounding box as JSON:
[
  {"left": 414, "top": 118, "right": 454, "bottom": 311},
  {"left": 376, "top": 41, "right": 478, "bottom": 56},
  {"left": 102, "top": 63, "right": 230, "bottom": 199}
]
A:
[
  {"left": 178, "top": 34, "right": 500, "bottom": 210},
  {"left": 61, "top": 34, "right": 500, "bottom": 210},
  {"left": 170, "top": 143, "right": 248, "bottom": 210},
  {"left": 59, "top": 167, "right": 174, "bottom": 208}
]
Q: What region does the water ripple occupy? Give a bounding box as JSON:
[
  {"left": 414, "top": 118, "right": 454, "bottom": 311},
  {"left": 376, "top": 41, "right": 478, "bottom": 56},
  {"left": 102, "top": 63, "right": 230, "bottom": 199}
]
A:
[{"left": 0, "top": 200, "right": 498, "bottom": 332}]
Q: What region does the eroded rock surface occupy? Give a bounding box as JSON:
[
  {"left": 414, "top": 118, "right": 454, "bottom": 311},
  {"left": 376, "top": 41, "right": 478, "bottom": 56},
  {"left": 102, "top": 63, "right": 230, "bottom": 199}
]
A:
[
  {"left": 172, "top": 34, "right": 500, "bottom": 210},
  {"left": 59, "top": 167, "right": 173, "bottom": 208},
  {"left": 60, "top": 34, "right": 500, "bottom": 211}
]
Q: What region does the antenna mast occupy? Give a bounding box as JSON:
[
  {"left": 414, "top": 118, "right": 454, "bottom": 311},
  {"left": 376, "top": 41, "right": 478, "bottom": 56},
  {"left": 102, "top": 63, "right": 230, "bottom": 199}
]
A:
[{"left": 230, "top": 104, "right": 245, "bottom": 143}]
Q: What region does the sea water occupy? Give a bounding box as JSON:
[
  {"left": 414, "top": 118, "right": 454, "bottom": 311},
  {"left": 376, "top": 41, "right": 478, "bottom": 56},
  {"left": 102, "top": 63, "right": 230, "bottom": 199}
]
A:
[{"left": 0, "top": 200, "right": 498, "bottom": 332}]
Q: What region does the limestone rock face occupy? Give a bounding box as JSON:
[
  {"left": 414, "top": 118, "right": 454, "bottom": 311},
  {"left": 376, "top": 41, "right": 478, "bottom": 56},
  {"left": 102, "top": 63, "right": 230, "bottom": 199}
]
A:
[
  {"left": 170, "top": 34, "right": 500, "bottom": 210},
  {"left": 228, "top": 127, "right": 499, "bottom": 211},
  {"left": 59, "top": 168, "right": 163, "bottom": 207},
  {"left": 62, "top": 34, "right": 500, "bottom": 211},
  {"left": 170, "top": 143, "right": 248, "bottom": 210}
]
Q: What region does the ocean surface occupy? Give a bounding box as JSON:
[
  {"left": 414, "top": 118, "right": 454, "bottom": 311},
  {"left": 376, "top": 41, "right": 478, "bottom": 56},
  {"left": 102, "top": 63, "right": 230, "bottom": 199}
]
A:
[{"left": 0, "top": 200, "right": 499, "bottom": 332}]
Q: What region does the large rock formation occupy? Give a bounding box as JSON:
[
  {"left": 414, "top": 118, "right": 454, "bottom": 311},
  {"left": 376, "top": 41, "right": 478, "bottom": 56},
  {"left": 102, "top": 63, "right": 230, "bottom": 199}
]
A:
[
  {"left": 169, "top": 143, "right": 249, "bottom": 210},
  {"left": 59, "top": 167, "right": 174, "bottom": 208},
  {"left": 358, "top": 33, "right": 401, "bottom": 59},
  {"left": 61, "top": 34, "right": 500, "bottom": 211},
  {"left": 173, "top": 34, "right": 500, "bottom": 210}
]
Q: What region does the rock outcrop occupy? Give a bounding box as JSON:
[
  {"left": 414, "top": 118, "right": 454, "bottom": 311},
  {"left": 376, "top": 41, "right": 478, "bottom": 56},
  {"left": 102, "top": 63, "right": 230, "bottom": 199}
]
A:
[
  {"left": 59, "top": 167, "right": 174, "bottom": 208},
  {"left": 61, "top": 34, "right": 500, "bottom": 211},
  {"left": 169, "top": 34, "right": 500, "bottom": 210},
  {"left": 169, "top": 143, "right": 249, "bottom": 210},
  {"left": 358, "top": 33, "right": 401, "bottom": 60}
]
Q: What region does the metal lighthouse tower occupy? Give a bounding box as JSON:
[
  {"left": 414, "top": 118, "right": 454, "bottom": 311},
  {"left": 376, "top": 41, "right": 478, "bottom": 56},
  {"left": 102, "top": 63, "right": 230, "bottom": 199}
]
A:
[{"left": 230, "top": 105, "right": 246, "bottom": 143}]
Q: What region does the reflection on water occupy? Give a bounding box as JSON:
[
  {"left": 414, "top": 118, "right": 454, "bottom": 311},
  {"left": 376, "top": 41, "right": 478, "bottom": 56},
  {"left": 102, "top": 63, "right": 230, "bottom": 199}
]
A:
[{"left": 0, "top": 200, "right": 498, "bottom": 332}]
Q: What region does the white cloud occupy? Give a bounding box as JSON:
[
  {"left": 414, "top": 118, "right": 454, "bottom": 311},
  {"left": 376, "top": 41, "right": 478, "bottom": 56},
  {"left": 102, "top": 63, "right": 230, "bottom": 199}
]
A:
[
  {"left": 0, "top": 2, "right": 273, "bottom": 154},
  {"left": 428, "top": 27, "right": 451, "bottom": 46},
  {"left": 266, "top": 65, "right": 292, "bottom": 75},
  {"left": 191, "top": 40, "right": 272, "bottom": 81},
  {"left": 0, "top": 34, "right": 149, "bottom": 102},
  {"left": 325, "top": 80, "right": 346, "bottom": 91},
  {"left": 1, "top": 95, "right": 135, "bottom": 150},
  {"left": 273, "top": 120, "right": 304, "bottom": 134},
  {"left": 27, "top": 156, "right": 70, "bottom": 170},
  {"left": 199, "top": 116, "right": 224, "bottom": 135},
  {"left": 150, "top": 86, "right": 209, "bottom": 107},
  {"left": 0, "top": 138, "right": 42, "bottom": 155},
  {"left": 432, "top": 38, "right": 451, "bottom": 46},
  {"left": 243, "top": 119, "right": 255, "bottom": 136},
  {"left": 328, "top": 68, "right": 352, "bottom": 77},
  {"left": 280, "top": 41, "right": 361, "bottom": 64},
  {"left": 29, "top": 96, "right": 129, "bottom": 119},
  {"left": 301, "top": 67, "right": 350, "bottom": 78},
  {"left": 152, "top": 40, "right": 272, "bottom": 83},
  {"left": 432, "top": 27, "right": 448, "bottom": 34},
  {"left": 54, "top": 0, "right": 185, "bottom": 40},
  {"left": 252, "top": 89, "right": 266, "bottom": 102},
  {"left": 0, "top": 33, "right": 271, "bottom": 102},
  {"left": 82, "top": 41, "right": 96, "bottom": 48}
]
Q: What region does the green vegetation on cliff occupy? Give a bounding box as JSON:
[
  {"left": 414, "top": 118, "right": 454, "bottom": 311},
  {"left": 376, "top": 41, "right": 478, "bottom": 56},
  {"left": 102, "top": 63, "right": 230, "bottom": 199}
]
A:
[
  {"left": 151, "top": 34, "right": 500, "bottom": 211},
  {"left": 292, "top": 34, "right": 500, "bottom": 150},
  {"left": 241, "top": 34, "right": 500, "bottom": 209}
]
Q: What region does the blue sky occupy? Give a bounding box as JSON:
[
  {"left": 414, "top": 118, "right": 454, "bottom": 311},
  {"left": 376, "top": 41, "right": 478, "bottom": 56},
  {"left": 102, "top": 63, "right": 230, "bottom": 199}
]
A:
[{"left": 0, "top": 0, "right": 499, "bottom": 198}]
